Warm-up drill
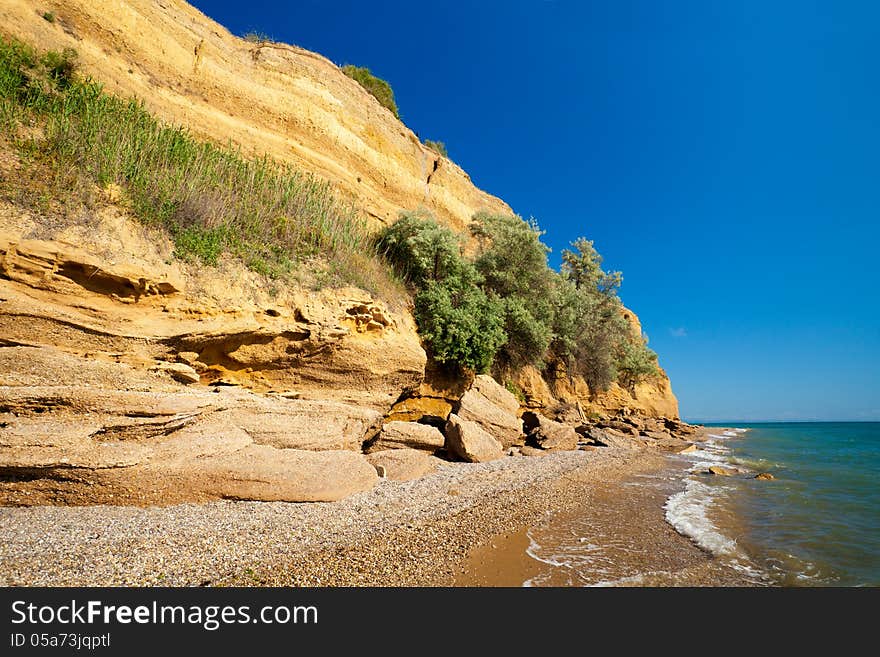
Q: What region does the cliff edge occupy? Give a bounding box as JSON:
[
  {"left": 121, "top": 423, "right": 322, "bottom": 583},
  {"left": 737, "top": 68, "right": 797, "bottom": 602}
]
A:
[{"left": 1, "top": 0, "right": 512, "bottom": 230}]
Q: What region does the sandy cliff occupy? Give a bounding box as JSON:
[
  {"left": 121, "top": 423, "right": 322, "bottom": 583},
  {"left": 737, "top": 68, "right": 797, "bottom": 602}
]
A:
[
  {"left": 1, "top": 0, "right": 512, "bottom": 230},
  {"left": 0, "top": 1, "right": 680, "bottom": 506}
]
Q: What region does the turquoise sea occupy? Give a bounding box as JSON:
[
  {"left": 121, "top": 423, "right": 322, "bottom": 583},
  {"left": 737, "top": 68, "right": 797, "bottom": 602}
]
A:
[{"left": 667, "top": 422, "right": 880, "bottom": 586}]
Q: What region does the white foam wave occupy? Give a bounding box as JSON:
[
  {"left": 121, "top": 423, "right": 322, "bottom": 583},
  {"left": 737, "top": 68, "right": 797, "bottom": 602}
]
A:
[
  {"left": 685, "top": 449, "right": 726, "bottom": 463},
  {"left": 664, "top": 479, "right": 738, "bottom": 556},
  {"left": 590, "top": 572, "right": 649, "bottom": 587}
]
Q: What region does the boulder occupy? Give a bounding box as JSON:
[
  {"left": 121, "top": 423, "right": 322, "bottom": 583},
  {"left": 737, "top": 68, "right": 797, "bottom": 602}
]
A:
[
  {"left": 588, "top": 429, "right": 643, "bottom": 451},
  {"left": 197, "top": 445, "right": 379, "bottom": 502},
  {"left": 653, "top": 437, "right": 697, "bottom": 453},
  {"left": 385, "top": 396, "right": 452, "bottom": 424},
  {"left": 640, "top": 417, "right": 668, "bottom": 433},
  {"left": 454, "top": 385, "right": 523, "bottom": 448},
  {"left": 520, "top": 445, "right": 548, "bottom": 457},
  {"left": 385, "top": 358, "right": 469, "bottom": 424},
  {"left": 366, "top": 449, "right": 437, "bottom": 481},
  {"left": 599, "top": 419, "right": 640, "bottom": 437},
  {"left": 754, "top": 472, "right": 775, "bottom": 481},
  {"left": 665, "top": 418, "right": 699, "bottom": 436},
  {"left": 368, "top": 421, "right": 445, "bottom": 453},
  {"left": 522, "top": 411, "right": 578, "bottom": 451},
  {"left": 471, "top": 374, "right": 520, "bottom": 415},
  {"left": 151, "top": 361, "right": 200, "bottom": 384},
  {"left": 707, "top": 465, "right": 737, "bottom": 476},
  {"left": 444, "top": 414, "right": 503, "bottom": 463},
  {"left": 219, "top": 396, "right": 382, "bottom": 451},
  {"left": 576, "top": 426, "right": 612, "bottom": 447},
  {"left": 641, "top": 430, "right": 673, "bottom": 441}
]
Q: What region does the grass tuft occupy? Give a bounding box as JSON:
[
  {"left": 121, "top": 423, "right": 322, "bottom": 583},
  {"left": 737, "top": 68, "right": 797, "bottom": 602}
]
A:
[
  {"left": 242, "top": 31, "right": 271, "bottom": 44},
  {"left": 341, "top": 65, "right": 399, "bottom": 119},
  {"left": 423, "top": 139, "right": 447, "bottom": 158}
]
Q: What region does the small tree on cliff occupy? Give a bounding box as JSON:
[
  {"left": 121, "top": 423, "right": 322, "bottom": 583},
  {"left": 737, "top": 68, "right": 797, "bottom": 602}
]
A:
[
  {"left": 556, "top": 238, "right": 654, "bottom": 393},
  {"left": 470, "top": 212, "right": 555, "bottom": 370}
]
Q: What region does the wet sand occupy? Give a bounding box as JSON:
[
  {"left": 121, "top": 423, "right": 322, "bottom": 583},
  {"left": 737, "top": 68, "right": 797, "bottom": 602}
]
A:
[{"left": 456, "top": 435, "right": 760, "bottom": 587}]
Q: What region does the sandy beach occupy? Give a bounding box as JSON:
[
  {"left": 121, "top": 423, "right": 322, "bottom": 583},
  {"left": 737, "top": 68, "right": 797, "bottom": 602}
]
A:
[
  {"left": 0, "top": 437, "right": 757, "bottom": 587},
  {"left": 459, "top": 440, "right": 758, "bottom": 586}
]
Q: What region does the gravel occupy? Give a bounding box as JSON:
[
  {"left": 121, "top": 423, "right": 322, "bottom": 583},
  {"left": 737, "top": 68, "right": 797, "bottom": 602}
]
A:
[{"left": 0, "top": 447, "right": 664, "bottom": 586}]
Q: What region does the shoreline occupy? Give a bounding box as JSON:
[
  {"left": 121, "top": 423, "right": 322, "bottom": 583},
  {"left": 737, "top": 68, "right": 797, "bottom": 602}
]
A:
[
  {"left": 1, "top": 436, "right": 758, "bottom": 587},
  {"left": 457, "top": 429, "right": 760, "bottom": 587}
]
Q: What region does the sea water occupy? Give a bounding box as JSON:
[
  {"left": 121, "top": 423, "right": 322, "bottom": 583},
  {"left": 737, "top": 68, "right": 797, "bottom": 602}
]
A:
[{"left": 665, "top": 422, "right": 880, "bottom": 586}]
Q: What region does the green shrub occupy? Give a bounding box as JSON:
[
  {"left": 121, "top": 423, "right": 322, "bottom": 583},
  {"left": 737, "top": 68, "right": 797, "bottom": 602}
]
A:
[
  {"left": 0, "top": 36, "right": 397, "bottom": 297},
  {"left": 618, "top": 335, "right": 659, "bottom": 392},
  {"left": 423, "top": 139, "right": 447, "bottom": 158},
  {"left": 575, "top": 303, "right": 628, "bottom": 392},
  {"left": 548, "top": 274, "right": 589, "bottom": 366},
  {"left": 41, "top": 47, "right": 77, "bottom": 89},
  {"left": 377, "top": 208, "right": 660, "bottom": 386},
  {"left": 375, "top": 209, "right": 467, "bottom": 287},
  {"left": 414, "top": 280, "right": 506, "bottom": 373},
  {"left": 504, "top": 380, "right": 526, "bottom": 403},
  {"left": 377, "top": 210, "right": 504, "bottom": 372},
  {"left": 555, "top": 238, "right": 639, "bottom": 391},
  {"left": 561, "top": 237, "right": 622, "bottom": 295},
  {"left": 470, "top": 212, "right": 555, "bottom": 368},
  {"left": 42, "top": 12, "right": 56, "bottom": 23},
  {"left": 498, "top": 296, "right": 553, "bottom": 369},
  {"left": 341, "top": 64, "right": 399, "bottom": 119},
  {"left": 242, "top": 31, "right": 271, "bottom": 44}
]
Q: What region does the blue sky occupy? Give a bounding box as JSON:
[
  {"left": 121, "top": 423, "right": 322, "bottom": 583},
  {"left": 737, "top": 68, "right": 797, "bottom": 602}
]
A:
[{"left": 190, "top": 1, "right": 880, "bottom": 422}]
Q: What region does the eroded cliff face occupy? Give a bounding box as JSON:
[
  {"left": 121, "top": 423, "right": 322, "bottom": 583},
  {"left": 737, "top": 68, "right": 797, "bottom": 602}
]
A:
[
  {"left": 0, "top": 202, "right": 425, "bottom": 410},
  {"left": 0, "top": 200, "right": 426, "bottom": 504},
  {"left": 1, "top": 0, "right": 512, "bottom": 231}
]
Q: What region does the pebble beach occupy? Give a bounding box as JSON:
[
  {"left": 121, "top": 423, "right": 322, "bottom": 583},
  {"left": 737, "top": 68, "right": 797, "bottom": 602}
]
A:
[{"left": 0, "top": 443, "right": 755, "bottom": 587}]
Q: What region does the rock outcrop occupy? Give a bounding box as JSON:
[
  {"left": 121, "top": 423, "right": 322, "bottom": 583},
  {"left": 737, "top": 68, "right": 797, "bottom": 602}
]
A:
[
  {"left": 0, "top": 365, "right": 385, "bottom": 503},
  {"left": 368, "top": 421, "right": 445, "bottom": 454},
  {"left": 0, "top": 230, "right": 424, "bottom": 410},
  {"left": 198, "top": 446, "right": 379, "bottom": 502},
  {"left": 522, "top": 411, "right": 579, "bottom": 451},
  {"left": 366, "top": 449, "right": 438, "bottom": 482},
  {"left": 0, "top": 222, "right": 422, "bottom": 505},
  {"left": 444, "top": 414, "right": 503, "bottom": 463},
  {"left": 453, "top": 376, "right": 523, "bottom": 448}
]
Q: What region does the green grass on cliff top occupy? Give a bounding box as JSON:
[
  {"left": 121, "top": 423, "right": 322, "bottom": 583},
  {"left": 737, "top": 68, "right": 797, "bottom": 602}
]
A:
[{"left": 0, "top": 36, "right": 401, "bottom": 298}]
